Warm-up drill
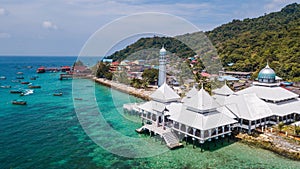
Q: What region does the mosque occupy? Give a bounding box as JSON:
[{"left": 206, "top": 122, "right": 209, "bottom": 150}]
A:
[{"left": 134, "top": 46, "right": 300, "bottom": 149}]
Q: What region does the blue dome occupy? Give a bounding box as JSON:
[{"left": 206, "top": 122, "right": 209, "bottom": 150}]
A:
[{"left": 258, "top": 64, "right": 276, "bottom": 83}]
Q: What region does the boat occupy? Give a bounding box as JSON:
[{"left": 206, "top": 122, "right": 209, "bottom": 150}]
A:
[
  {"left": 30, "top": 77, "right": 36, "bottom": 80},
  {"left": 16, "top": 72, "right": 23, "bottom": 75},
  {"left": 53, "top": 92, "right": 63, "bottom": 96},
  {"left": 28, "top": 85, "right": 41, "bottom": 88},
  {"left": 20, "top": 89, "right": 34, "bottom": 96},
  {"left": 21, "top": 81, "right": 30, "bottom": 84},
  {"left": 12, "top": 99, "right": 27, "bottom": 105},
  {"left": 74, "top": 98, "right": 83, "bottom": 100},
  {"left": 10, "top": 90, "right": 23, "bottom": 94},
  {"left": 16, "top": 76, "right": 24, "bottom": 79},
  {"left": 0, "top": 85, "right": 11, "bottom": 88},
  {"left": 0, "top": 76, "right": 6, "bottom": 80},
  {"left": 37, "top": 67, "right": 46, "bottom": 73},
  {"left": 11, "top": 80, "right": 21, "bottom": 83}
]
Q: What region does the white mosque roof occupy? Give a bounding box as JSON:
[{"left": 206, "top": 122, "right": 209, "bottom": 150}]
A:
[
  {"left": 184, "top": 87, "right": 219, "bottom": 112},
  {"left": 266, "top": 98, "right": 300, "bottom": 117},
  {"left": 138, "top": 101, "right": 166, "bottom": 115},
  {"left": 225, "top": 93, "right": 273, "bottom": 121},
  {"left": 150, "top": 82, "right": 180, "bottom": 103},
  {"left": 182, "top": 86, "right": 198, "bottom": 103},
  {"left": 212, "top": 84, "right": 234, "bottom": 96},
  {"left": 167, "top": 103, "right": 237, "bottom": 130},
  {"left": 212, "top": 94, "right": 226, "bottom": 105},
  {"left": 235, "top": 85, "right": 298, "bottom": 102}
]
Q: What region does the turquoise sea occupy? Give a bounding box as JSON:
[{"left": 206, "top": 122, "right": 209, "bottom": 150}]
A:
[{"left": 0, "top": 56, "right": 299, "bottom": 169}]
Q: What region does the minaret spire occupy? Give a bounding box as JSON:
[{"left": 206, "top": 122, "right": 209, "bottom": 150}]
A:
[{"left": 158, "top": 46, "right": 167, "bottom": 87}]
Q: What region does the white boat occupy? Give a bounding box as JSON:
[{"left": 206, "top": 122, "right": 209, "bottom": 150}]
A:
[{"left": 20, "top": 89, "right": 34, "bottom": 96}]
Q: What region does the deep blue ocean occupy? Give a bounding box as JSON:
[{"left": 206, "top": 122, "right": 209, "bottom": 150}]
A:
[{"left": 0, "top": 56, "right": 299, "bottom": 169}]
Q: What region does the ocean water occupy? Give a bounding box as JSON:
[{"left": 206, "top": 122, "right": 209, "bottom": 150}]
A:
[{"left": 0, "top": 56, "right": 299, "bottom": 169}]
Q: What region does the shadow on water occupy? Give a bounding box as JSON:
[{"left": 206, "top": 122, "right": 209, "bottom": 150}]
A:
[
  {"left": 182, "top": 134, "right": 239, "bottom": 152},
  {"left": 138, "top": 130, "right": 240, "bottom": 152}
]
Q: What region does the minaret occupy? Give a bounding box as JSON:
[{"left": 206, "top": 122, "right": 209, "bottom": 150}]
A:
[{"left": 158, "top": 46, "right": 167, "bottom": 87}]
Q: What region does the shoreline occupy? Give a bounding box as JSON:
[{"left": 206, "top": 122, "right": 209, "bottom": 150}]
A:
[
  {"left": 237, "top": 132, "right": 300, "bottom": 161},
  {"left": 93, "top": 77, "right": 154, "bottom": 101}
]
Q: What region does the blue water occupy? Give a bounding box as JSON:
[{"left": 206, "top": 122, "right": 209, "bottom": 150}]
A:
[{"left": 0, "top": 56, "right": 299, "bottom": 169}]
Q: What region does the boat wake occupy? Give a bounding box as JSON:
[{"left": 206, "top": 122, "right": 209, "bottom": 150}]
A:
[{"left": 21, "top": 89, "right": 34, "bottom": 96}]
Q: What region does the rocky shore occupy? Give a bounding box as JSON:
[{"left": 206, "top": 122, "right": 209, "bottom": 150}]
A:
[
  {"left": 93, "top": 77, "right": 155, "bottom": 100},
  {"left": 237, "top": 132, "right": 300, "bottom": 160}
]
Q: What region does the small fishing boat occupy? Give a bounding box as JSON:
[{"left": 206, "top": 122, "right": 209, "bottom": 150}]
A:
[
  {"left": 74, "top": 98, "right": 83, "bottom": 100},
  {"left": 20, "top": 89, "right": 34, "bottom": 96},
  {"left": 21, "top": 81, "right": 30, "bottom": 84},
  {"left": 10, "top": 90, "right": 23, "bottom": 94},
  {"left": 16, "top": 72, "right": 23, "bottom": 75},
  {"left": 12, "top": 99, "right": 27, "bottom": 105},
  {"left": 0, "top": 85, "right": 11, "bottom": 88},
  {"left": 37, "top": 67, "right": 46, "bottom": 73},
  {"left": 16, "top": 76, "right": 24, "bottom": 79},
  {"left": 30, "top": 77, "right": 36, "bottom": 80},
  {"left": 28, "top": 85, "right": 41, "bottom": 89},
  {"left": 11, "top": 80, "right": 21, "bottom": 83},
  {"left": 0, "top": 76, "right": 6, "bottom": 80},
  {"left": 53, "top": 92, "right": 63, "bottom": 96}
]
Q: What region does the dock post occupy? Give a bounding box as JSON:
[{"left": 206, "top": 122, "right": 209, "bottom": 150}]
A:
[
  {"left": 192, "top": 138, "right": 195, "bottom": 149},
  {"left": 185, "top": 135, "right": 188, "bottom": 145}
]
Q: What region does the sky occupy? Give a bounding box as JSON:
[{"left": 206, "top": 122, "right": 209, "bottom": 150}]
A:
[{"left": 0, "top": 0, "right": 298, "bottom": 56}]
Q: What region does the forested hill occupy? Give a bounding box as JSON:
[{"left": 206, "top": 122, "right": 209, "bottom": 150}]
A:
[
  {"left": 107, "top": 3, "right": 300, "bottom": 81},
  {"left": 207, "top": 3, "right": 300, "bottom": 81}
]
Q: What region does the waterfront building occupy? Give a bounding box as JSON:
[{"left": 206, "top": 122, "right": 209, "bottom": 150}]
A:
[
  {"left": 167, "top": 85, "right": 237, "bottom": 144},
  {"left": 131, "top": 47, "right": 300, "bottom": 148}
]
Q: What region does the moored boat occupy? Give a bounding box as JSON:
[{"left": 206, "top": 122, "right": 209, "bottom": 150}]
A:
[
  {"left": 1, "top": 85, "right": 11, "bottom": 88},
  {"left": 16, "top": 76, "right": 24, "bottom": 79},
  {"left": 16, "top": 72, "right": 23, "bottom": 75},
  {"left": 28, "top": 85, "right": 41, "bottom": 88},
  {"left": 0, "top": 76, "right": 6, "bottom": 80},
  {"left": 37, "top": 67, "right": 46, "bottom": 73},
  {"left": 21, "top": 81, "right": 30, "bottom": 84},
  {"left": 10, "top": 90, "right": 23, "bottom": 94},
  {"left": 74, "top": 98, "right": 83, "bottom": 100},
  {"left": 53, "top": 92, "right": 63, "bottom": 96},
  {"left": 20, "top": 89, "right": 34, "bottom": 96},
  {"left": 12, "top": 99, "right": 27, "bottom": 105},
  {"left": 11, "top": 80, "right": 21, "bottom": 83}
]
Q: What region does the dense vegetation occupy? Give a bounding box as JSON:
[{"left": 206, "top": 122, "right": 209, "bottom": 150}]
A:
[
  {"left": 107, "top": 36, "right": 196, "bottom": 61},
  {"left": 105, "top": 3, "right": 300, "bottom": 81},
  {"left": 206, "top": 3, "right": 300, "bottom": 81}
]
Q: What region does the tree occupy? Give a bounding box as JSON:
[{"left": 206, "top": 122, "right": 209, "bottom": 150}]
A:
[
  {"left": 96, "top": 62, "right": 110, "bottom": 78},
  {"left": 73, "top": 60, "right": 85, "bottom": 67},
  {"left": 295, "top": 125, "right": 300, "bottom": 135},
  {"left": 130, "top": 78, "right": 148, "bottom": 89},
  {"left": 142, "top": 69, "right": 159, "bottom": 85},
  {"left": 278, "top": 122, "right": 284, "bottom": 132}
]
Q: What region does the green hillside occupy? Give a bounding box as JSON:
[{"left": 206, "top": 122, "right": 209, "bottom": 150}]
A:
[
  {"left": 106, "top": 3, "right": 300, "bottom": 81},
  {"left": 207, "top": 3, "right": 300, "bottom": 81}
]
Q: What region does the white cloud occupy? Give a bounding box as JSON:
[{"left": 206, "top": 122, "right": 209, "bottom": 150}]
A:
[
  {"left": 0, "top": 32, "right": 11, "bottom": 38},
  {"left": 42, "top": 21, "right": 58, "bottom": 30},
  {"left": 0, "top": 8, "right": 8, "bottom": 16}
]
